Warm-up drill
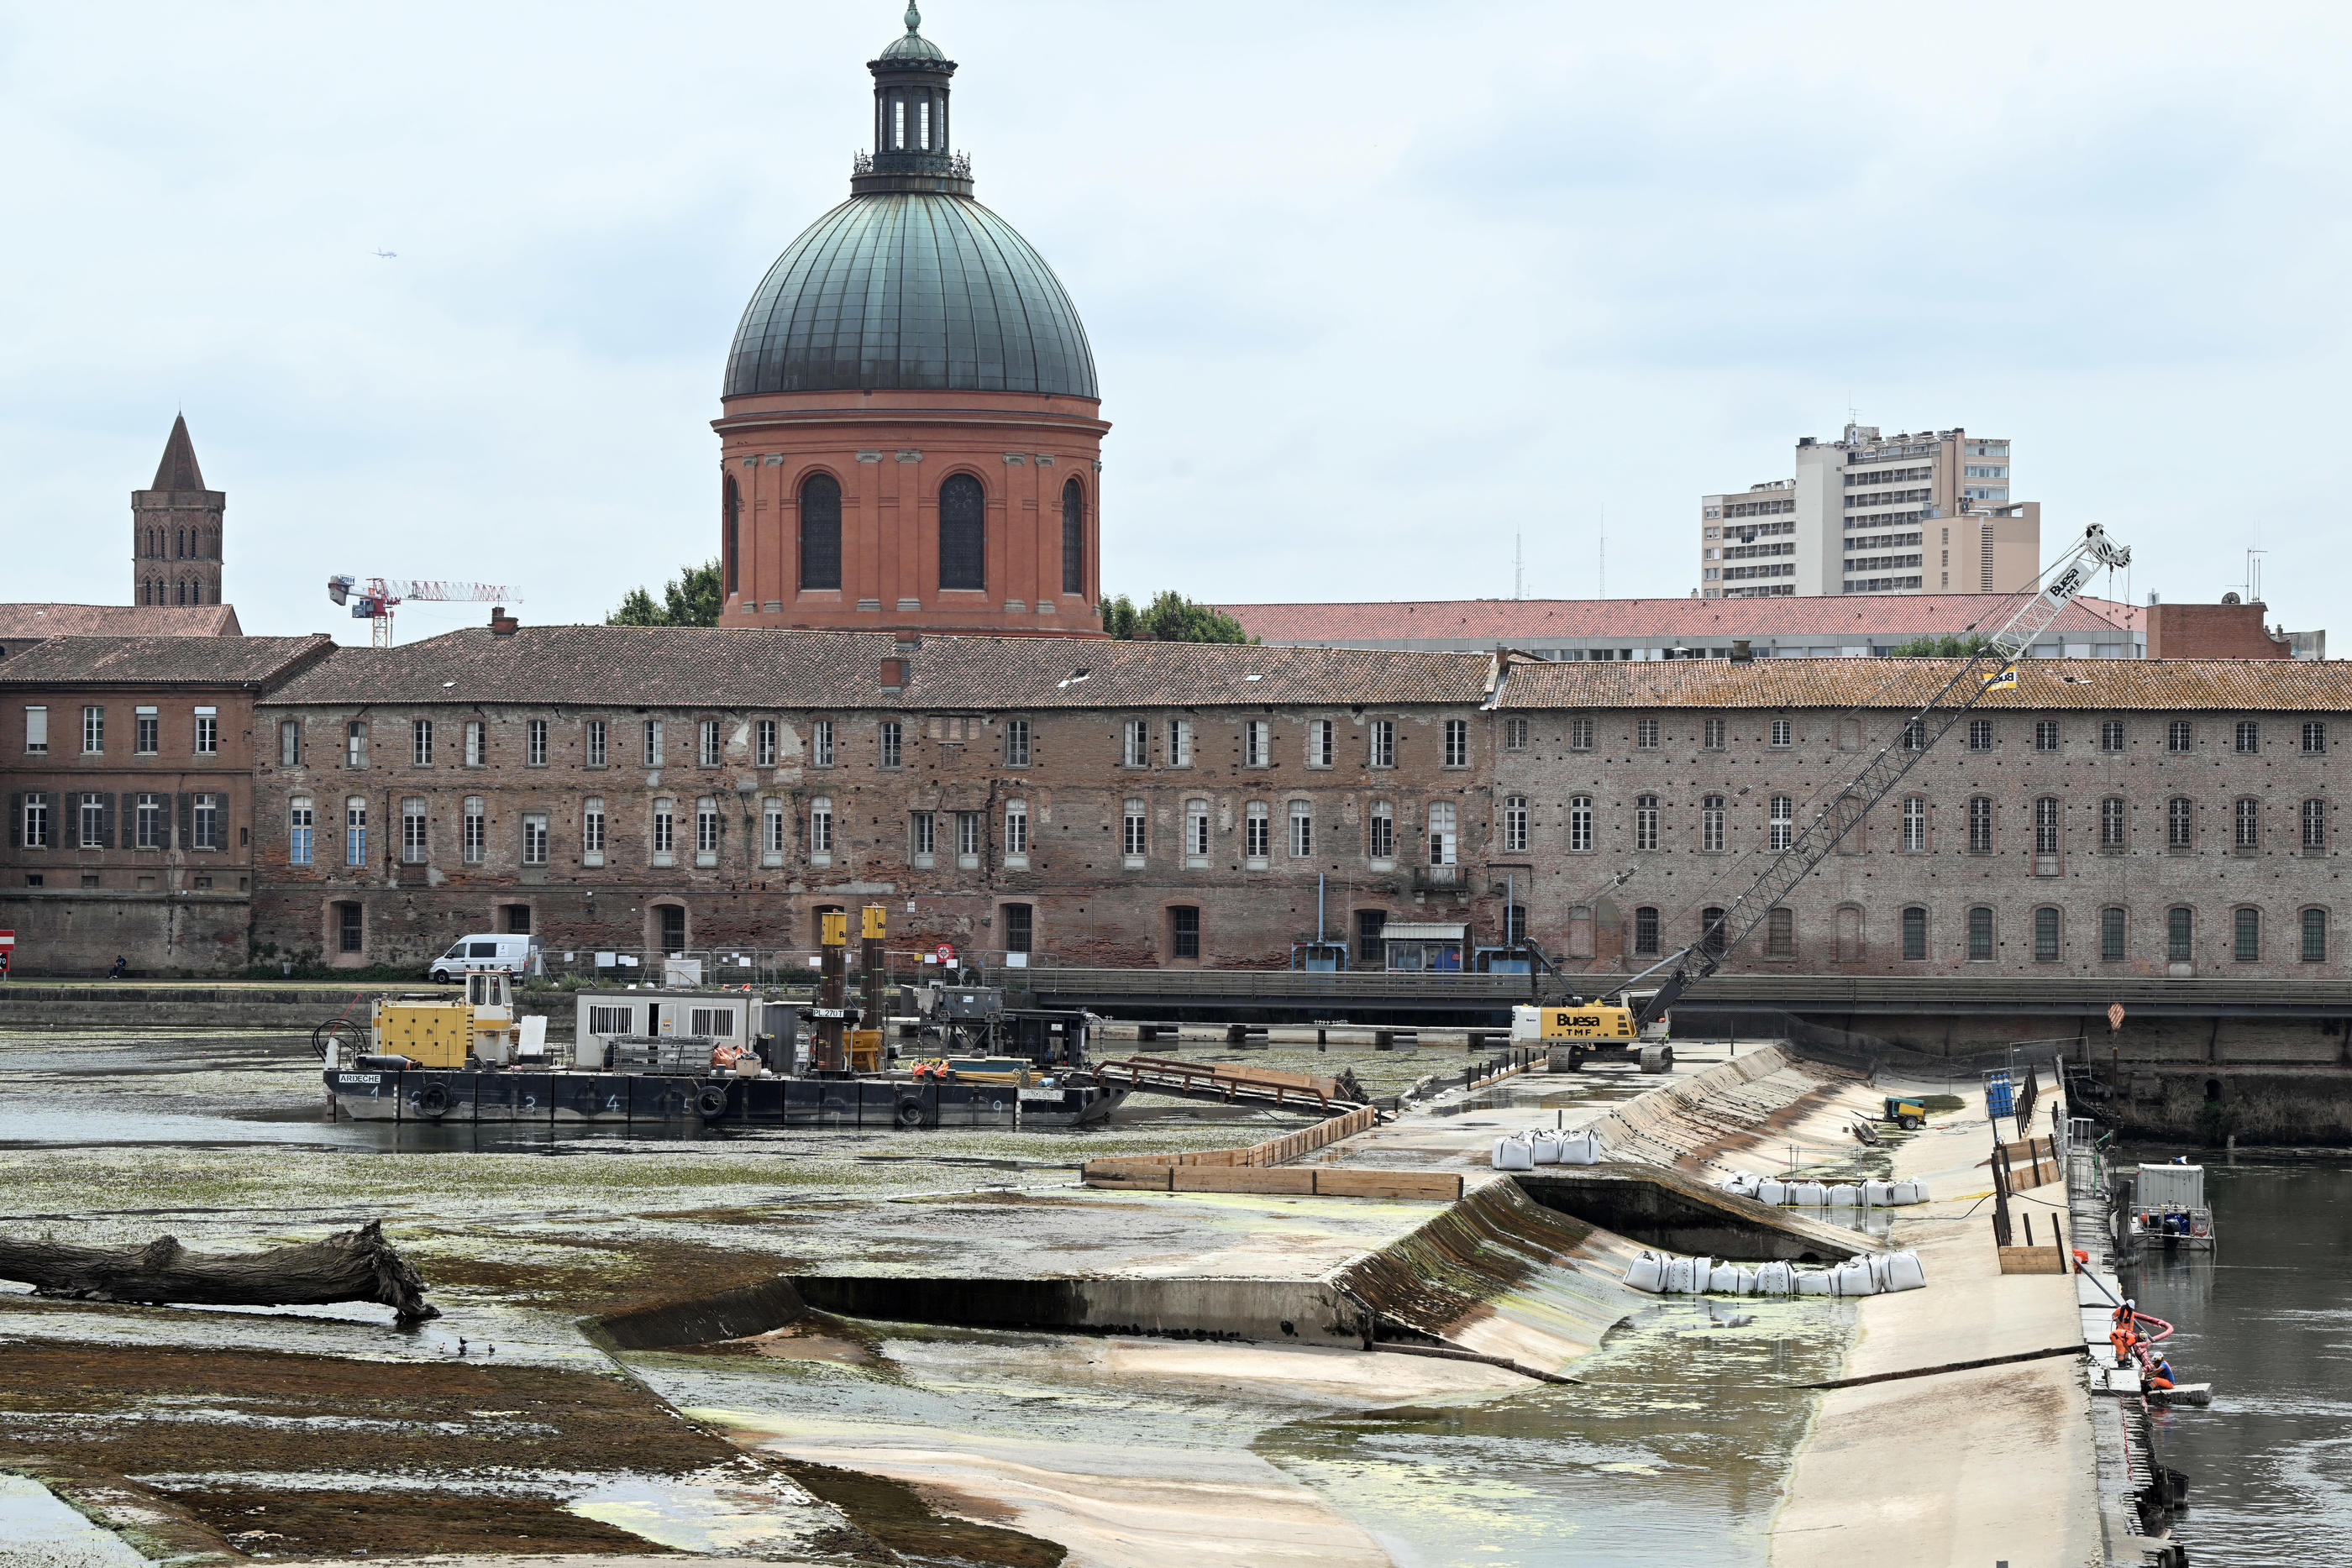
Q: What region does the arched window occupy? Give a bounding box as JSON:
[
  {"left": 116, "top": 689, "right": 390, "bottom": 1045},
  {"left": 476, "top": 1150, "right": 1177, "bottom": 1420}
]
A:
[
  {"left": 938, "top": 473, "right": 985, "bottom": 590},
  {"left": 174, "top": 579, "right": 186, "bottom": 606},
  {"left": 1702, "top": 906, "right": 1729, "bottom": 958},
  {"left": 1968, "top": 905, "right": 1994, "bottom": 960},
  {"left": 2034, "top": 905, "right": 2061, "bottom": 962},
  {"left": 175, "top": 528, "right": 184, "bottom": 559},
  {"left": 723, "top": 476, "right": 741, "bottom": 596},
  {"left": 799, "top": 472, "right": 841, "bottom": 591},
  {"left": 1061, "top": 477, "right": 1084, "bottom": 596},
  {"left": 2234, "top": 906, "right": 2260, "bottom": 962}
]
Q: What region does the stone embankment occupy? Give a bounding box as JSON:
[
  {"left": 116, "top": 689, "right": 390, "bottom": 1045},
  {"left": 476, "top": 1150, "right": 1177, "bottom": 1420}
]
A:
[{"left": 0, "top": 982, "right": 577, "bottom": 1036}]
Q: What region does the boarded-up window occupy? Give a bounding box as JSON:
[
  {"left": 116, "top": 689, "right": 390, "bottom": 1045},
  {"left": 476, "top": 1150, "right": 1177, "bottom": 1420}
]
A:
[{"left": 1566, "top": 904, "right": 1594, "bottom": 959}]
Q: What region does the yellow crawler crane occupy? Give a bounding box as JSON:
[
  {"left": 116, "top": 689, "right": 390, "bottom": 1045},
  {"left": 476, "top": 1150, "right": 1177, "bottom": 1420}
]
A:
[{"left": 1588, "top": 526, "right": 2134, "bottom": 1052}]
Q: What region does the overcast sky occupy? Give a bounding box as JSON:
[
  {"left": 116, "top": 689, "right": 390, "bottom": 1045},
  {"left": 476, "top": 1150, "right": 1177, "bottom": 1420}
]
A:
[{"left": 3, "top": 1, "right": 2344, "bottom": 642}]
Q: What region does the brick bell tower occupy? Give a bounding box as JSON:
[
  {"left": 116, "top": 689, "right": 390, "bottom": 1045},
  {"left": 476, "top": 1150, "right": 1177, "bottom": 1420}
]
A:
[
  {"left": 714, "top": 3, "right": 1108, "bottom": 638},
  {"left": 133, "top": 415, "right": 226, "bottom": 607}
]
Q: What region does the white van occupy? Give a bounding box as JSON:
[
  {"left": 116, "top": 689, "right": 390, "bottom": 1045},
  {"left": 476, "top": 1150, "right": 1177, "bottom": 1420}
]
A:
[{"left": 428, "top": 934, "right": 542, "bottom": 983}]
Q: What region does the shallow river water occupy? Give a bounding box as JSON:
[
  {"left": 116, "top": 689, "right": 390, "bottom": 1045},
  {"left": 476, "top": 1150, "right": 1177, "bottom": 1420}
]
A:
[{"left": 2118, "top": 1149, "right": 2352, "bottom": 1568}]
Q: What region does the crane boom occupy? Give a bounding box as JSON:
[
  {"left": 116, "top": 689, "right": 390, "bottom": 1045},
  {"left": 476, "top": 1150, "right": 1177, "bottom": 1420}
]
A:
[
  {"left": 327, "top": 575, "right": 523, "bottom": 648},
  {"left": 1631, "top": 524, "right": 2130, "bottom": 1026}
]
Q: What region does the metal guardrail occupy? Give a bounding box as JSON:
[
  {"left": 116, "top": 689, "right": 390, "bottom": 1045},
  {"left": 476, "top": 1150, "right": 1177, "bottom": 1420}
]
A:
[{"left": 991, "top": 966, "right": 2352, "bottom": 1009}]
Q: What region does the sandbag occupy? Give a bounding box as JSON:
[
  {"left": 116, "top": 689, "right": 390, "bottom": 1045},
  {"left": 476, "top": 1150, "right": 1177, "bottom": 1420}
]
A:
[
  {"left": 1527, "top": 1131, "right": 1563, "bottom": 1166},
  {"left": 1707, "top": 1261, "right": 1747, "bottom": 1294},
  {"left": 1757, "top": 1179, "right": 1788, "bottom": 1205},
  {"left": 1753, "top": 1261, "right": 1795, "bottom": 1295},
  {"left": 1795, "top": 1270, "right": 1831, "bottom": 1295},
  {"left": 1492, "top": 1136, "right": 1535, "bottom": 1172},
  {"left": 1786, "top": 1182, "right": 1827, "bottom": 1206},
  {"left": 1882, "top": 1251, "right": 1927, "bottom": 1291},
  {"left": 1625, "top": 1251, "right": 1667, "bottom": 1293},
  {"left": 1825, "top": 1183, "right": 1860, "bottom": 1207},
  {"left": 1860, "top": 1179, "right": 1895, "bottom": 1207},
  {"left": 1887, "top": 1179, "right": 1929, "bottom": 1204}
]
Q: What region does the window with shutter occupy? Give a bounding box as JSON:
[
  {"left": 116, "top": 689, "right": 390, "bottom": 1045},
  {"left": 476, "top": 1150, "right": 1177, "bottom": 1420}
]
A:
[
  {"left": 178, "top": 792, "right": 193, "bottom": 850},
  {"left": 7, "top": 792, "right": 19, "bottom": 849}
]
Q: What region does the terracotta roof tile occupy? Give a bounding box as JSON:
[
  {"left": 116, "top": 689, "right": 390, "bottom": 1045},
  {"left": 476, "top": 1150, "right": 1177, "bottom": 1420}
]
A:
[
  {"left": 0, "top": 603, "right": 242, "bottom": 642},
  {"left": 259, "top": 627, "right": 1495, "bottom": 711},
  {"left": 1219, "top": 594, "right": 2139, "bottom": 644},
  {"left": 0, "top": 634, "right": 332, "bottom": 688},
  {"left": 1494, "top": 655, "right": 2352, "bottom": 712}
]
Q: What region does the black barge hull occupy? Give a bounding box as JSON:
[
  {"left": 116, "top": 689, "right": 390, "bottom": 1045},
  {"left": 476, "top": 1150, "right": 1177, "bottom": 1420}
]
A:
[{"left": 324, "top": 1069, "right": 1126, "bottom": 1129}]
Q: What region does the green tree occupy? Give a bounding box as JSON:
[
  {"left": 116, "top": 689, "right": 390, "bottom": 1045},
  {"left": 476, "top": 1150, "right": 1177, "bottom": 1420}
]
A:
[
  {"left": 1098, "top": 590, "right": 1254, "bottom": 644},
  {"left": 1888, "top": 632, "right": 1994, "bottom": 658},
  {"left": 607, "top": 559, "right": 723, "bottom": 627}
]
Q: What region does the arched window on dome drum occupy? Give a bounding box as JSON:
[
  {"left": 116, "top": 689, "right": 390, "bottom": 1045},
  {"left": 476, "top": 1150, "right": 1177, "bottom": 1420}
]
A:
[
  {"left": 799, "top": 473, "right": 843, "bottom": 591},
  {"left": 722, "top": 476, "right": 741, "bottom": 596},
  {"left": 1061, "top": 478, "right": 1084, "bottom": 597},
  {"left": 939, "top": 474, "right": 985, "bottom": 591}
]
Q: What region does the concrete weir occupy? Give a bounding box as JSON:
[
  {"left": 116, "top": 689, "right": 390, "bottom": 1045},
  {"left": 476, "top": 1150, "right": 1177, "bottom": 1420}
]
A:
[
  {"left": 585, "top": 1180, "right": 1658, "bottom": 1377},
  {"left": 1514, "top": 1164, "right": 1873, "bottom": 1262}
]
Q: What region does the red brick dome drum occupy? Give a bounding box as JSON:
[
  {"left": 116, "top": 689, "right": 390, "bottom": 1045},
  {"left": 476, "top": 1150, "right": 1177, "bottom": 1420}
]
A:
[{"left": 715, "top": 3, "right": 1108, "bottom": 638}]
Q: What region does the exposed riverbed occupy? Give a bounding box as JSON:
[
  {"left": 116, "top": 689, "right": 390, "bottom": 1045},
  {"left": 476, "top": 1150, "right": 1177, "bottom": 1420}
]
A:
[{"left": 0, "top": 1025, "right": 1872, "bottom": 1563}]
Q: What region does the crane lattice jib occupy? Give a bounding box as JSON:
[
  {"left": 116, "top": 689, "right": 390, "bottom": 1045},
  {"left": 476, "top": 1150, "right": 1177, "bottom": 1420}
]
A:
[{"left": 1641, "top": 525, "right": 2130, "bottom": 1018}]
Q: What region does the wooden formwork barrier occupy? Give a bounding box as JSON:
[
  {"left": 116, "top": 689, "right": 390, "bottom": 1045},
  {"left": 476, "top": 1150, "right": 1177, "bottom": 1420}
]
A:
[
  {"left": 1083, "top": 1164, "right": 1464, "bottom": 1202},
  {"left": 1084, "top": 1104, "right": 1380, "bottom": 1177}
]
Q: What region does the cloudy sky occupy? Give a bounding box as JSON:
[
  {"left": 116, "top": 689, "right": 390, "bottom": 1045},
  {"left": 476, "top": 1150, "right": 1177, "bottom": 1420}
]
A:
[{"left": 2, "top": 1, "right": 2343, "bottom": 642}]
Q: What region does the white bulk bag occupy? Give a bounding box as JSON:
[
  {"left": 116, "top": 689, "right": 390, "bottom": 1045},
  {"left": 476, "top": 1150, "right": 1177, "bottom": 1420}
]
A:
[
  {"left": 1528, "top": 1130, "right": 1564, "bottom": 1166},
  {"left": 1707, "top": 1261, "right": 1746, "bottom": 1293},
  {"left": 1882, "top": 1251, "right": 1928, "bottom": 1291},
  {"left": 1625, "top": 1251, "right": 1668, "bottom": 1293},
  {"left": 1663, "top": 1255, "right": 1699, "bottom": 1293},
  {"left": 1825, "top": 1184, "right": 1860, "bottom": 1207},
  {"left": 1795, "top": 1269, "right": 1831, "bottom": 1295},
  {"left": 1753, "top": 1261, "right": 1795, "bottom": 1295},
  {"left": 1830, "top": 1259, "right": 1879, "bottom": 1296},
  {"left": 1757, "top": 1179, "right": 1788, "bottom": 1205},
  {"left": 1787, "top": 1182, "right": 1827, "bottom": 1206},
  {"left": 1860, "top": 1179, "right": 1895, "bottom": 1207},
  {"left": 1886, "top": 1179, "right": 1928, "bottom": 1204},
  {"left": 1557, "top": 1130, "right": 1605, "bottom": 1165},
  {"left": 1492, "top": 1136, "right": 1535, "bottom": 1172}
]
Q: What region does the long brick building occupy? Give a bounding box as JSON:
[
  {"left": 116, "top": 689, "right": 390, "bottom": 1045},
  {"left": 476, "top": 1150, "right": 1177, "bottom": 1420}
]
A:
[{"left": 155, "top": 619, "right": 2352, "bottom": 983}]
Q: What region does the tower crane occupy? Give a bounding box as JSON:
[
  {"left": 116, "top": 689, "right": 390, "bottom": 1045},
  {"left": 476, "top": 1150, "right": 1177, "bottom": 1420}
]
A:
[
  {"left": 1539, "top": 524, "right": 2134, "bottom": 1065},
  {"left": 328, "top": 576, "right": 523, "bottom": 648}
]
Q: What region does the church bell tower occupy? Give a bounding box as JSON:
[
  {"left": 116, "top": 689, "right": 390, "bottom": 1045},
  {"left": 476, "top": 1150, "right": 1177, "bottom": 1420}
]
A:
[{"left": 133, "top": 415, "right": 225, "bottom": 607}]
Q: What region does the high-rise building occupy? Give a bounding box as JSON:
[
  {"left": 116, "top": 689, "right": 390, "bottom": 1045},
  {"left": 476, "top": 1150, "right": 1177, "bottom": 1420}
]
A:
[
  {"left": 715, "top": 4, "right": 1107, "bottom": 637},
  {"left": 1699, "top": 423, "right": 2038, "bottom": 600},
  {"left": 133, "top": 415, "right": 225, "bottom": 608}
]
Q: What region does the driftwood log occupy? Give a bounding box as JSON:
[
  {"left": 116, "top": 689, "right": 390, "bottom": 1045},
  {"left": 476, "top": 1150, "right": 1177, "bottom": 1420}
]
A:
[{"left": 0, "top": 1219, "right": 438, "bottom": 1324}]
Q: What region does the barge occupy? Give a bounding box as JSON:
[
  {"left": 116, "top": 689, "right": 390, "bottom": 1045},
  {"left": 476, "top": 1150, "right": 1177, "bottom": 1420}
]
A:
[{"left": 319, "top": 968, "right": 1126, "bottom": 1130}]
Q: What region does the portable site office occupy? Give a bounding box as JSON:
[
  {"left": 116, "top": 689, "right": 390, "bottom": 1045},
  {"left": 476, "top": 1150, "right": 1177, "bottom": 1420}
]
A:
[{"left": 573, "top": 989, "right": 801, "bottom": 1071}]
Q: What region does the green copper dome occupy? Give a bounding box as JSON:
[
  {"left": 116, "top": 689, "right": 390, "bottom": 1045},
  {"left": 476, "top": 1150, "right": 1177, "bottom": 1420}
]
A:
[
  {"left": 879, "top": 3, "right": 945, "bottom": 60},
  {"left": 725, "top": 192, "right": 1097, "bottom": 399}
]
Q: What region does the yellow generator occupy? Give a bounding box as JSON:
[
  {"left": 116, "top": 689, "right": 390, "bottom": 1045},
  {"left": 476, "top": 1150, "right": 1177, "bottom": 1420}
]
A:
[
  {"left": 371, "top": 969, "right": 522, "bottom": 1068},
  {"left": 1515, "top": 991, "right": 1673, "bottom": 1075}
]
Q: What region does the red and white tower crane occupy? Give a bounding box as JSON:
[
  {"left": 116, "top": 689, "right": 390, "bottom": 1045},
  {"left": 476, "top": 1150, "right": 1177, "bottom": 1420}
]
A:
[{"left": 328, "top": 576, "right": 522, "bottom": 648}]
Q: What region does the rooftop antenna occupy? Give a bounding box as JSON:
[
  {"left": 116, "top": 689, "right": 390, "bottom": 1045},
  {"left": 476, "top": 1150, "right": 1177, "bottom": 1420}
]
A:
[
  {"left": 2247, "top": 548, "right": 2265, "bottom": 605},
  {"left": 1599, "top": 504, "right": 1606, "bottom": 600},
  {"left": 1514, "top": 533, "right": 1524, "bottom": 600}
]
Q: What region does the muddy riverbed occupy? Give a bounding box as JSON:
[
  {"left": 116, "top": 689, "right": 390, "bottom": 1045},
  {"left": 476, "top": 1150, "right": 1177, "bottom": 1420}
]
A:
[{"left": 0, "top": 1026, "right": 1866, "bottom": 1563}]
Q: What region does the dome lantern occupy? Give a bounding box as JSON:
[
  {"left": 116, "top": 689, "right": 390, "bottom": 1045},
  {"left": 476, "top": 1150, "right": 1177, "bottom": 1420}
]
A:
[{"left": 857, "top": 2, "right": 970, "bottom": 197}]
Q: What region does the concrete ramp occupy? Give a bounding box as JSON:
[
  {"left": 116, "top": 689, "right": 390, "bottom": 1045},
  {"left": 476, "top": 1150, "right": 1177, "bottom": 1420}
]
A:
[
  {"left": 1511, "top": 1165, "right": 1875, "bottom": 1263},
  {"left": 1334, "top": 1179, "right": 1653, "bottom": 1377}
]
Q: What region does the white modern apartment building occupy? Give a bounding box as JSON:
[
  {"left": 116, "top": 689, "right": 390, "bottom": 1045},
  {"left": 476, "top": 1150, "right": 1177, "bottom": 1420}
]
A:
[{"left": 1700, "top": 423, "right": 2040, "bottom": 600}]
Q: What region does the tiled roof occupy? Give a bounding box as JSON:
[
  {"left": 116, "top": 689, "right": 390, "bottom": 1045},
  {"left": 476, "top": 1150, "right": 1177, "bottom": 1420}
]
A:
[
  {"left": 1219, "top": 594, "right": 2139, "bottom": 645},
  {"left": 259, "top": 626, "right": 1496, "bottom": 711},
  {"left": 0, "top": 634, "right": 333, "bottom": 688},
  {"left": 0, "top": 603, "right": 242, "bottom": 643},
  {"left": 1494, "top": 655, "right": 2352, "bottom": 712}
]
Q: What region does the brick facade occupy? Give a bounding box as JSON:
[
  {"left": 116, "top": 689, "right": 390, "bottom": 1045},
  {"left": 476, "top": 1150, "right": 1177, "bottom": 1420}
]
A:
[{"left": 222, "top": 627, "right": 2352, "bottom": 985}]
